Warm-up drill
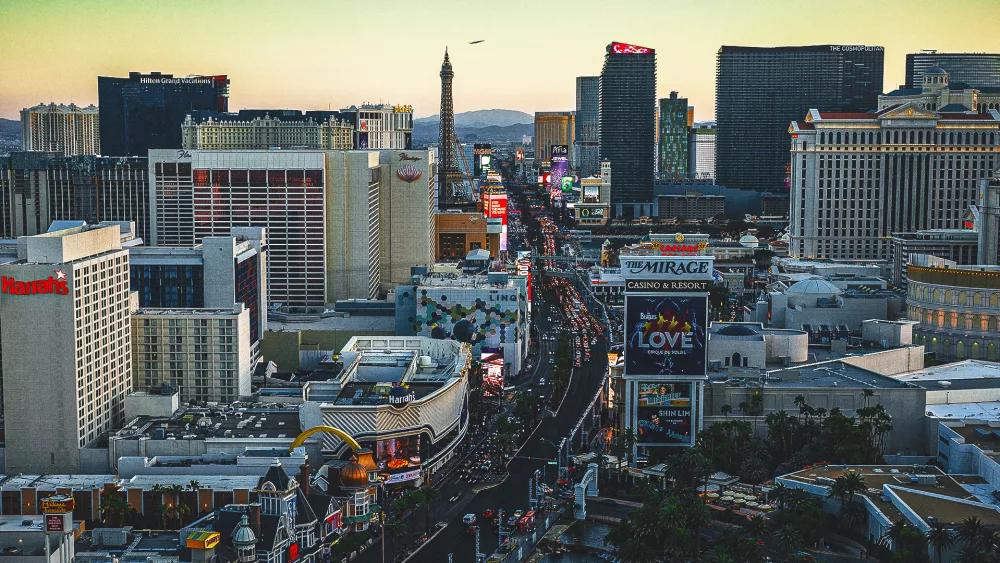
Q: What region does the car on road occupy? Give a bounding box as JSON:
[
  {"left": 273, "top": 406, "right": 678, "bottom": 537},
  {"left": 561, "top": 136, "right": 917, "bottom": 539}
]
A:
[
  {"left": 463, "top": 514, "right": 476, "bottom": 525},
  {"left": 481, "top": 460, "right": 491, "bottom": 471},
  {"left": 793, "top": 553, "right": 817, "bottom": 562},
  {"left": 539, "top": 378, "right": 546, "bottom": 385},
  {"left": 513, "top": 510, "right": 524, "bottom": 519},
  {"left": 467, "top": 525, "right": 478, "bottom": 535},
  {"left": 548, "top": 358, "right": 554, "bottom": 364},
  {"left": 482, "top": 509, "right": 495, "bottom": 519}
]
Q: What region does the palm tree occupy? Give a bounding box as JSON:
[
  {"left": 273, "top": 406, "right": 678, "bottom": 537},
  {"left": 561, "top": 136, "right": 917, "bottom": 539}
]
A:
[
  {"left": 422, "top": 487, "right": 441, "bottom": 534},
  {"left": 769, "top": 482, "right": 788, "bottom": 507},
  {"left": 177, "top": 503, "right": 191, "bottom": 527},
  {"left": 926, "top": 522, "right": 954, "bottom": 563},
  {"left": 958, "top": 516, "right": 986, "bottom": 549},
  {"left": 721, "top": 404, "right": 732, "bottom": 422},
  {"left": 746, "top": 514, "right": 770, "bottom": 544},
  {"left": 773, "top": 524, "right": 802, "bottom": 562}
]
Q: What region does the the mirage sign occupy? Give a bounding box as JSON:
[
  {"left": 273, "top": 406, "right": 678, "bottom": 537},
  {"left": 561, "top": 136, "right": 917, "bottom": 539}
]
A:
[
  {"left": 624, "top": 295, "right": 707, "bottom": 377},
  {"left": 621, "top": 256, "right": 713, "bottom": 281}
]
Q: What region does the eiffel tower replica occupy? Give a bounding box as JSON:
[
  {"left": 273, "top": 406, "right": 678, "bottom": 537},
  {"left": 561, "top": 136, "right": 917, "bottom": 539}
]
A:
[{"left": 437, "top": 48, "right": 476, "bottom": 210}]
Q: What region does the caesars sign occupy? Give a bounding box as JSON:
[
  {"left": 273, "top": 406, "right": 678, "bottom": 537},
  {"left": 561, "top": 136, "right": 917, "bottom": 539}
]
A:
[
  {"left": 635, "top": 382, "right": 693, "bottom": 445},
  {"left": 624, "top": 295, "right": 707, "bottom": 377}
]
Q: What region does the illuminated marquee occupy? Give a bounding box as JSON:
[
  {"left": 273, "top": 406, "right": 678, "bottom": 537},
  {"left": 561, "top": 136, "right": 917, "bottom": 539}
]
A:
[
  {"left": 1, "top": 270, "right": 69, "bottom": 296},
  {"left": 611, "top": 42, "right": 654, "bottom": 55}
]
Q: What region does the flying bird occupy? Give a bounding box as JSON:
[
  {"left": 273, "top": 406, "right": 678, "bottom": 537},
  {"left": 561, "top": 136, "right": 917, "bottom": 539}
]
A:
[{"left": 469, "top": 40, "right": 485, "bottom": 44}]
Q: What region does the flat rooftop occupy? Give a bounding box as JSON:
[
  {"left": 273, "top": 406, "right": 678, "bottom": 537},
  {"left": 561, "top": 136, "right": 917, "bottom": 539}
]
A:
[
  {"left": 781, "top": 464, "right": 996, "bottom": 525},
  {"left": 123, "top": 474, "right": 261, "bottom": 491},
  {"left": 266, "top": 314, "right": 395, "bottom": 333},
  {"left": 926, "top": 403, "right": 1000, "bottom": 420},
  {"left": 760, "top": 360, "right": 913, "bottom": 389},
  {"left": 0, "top": 474, "right": 118, "bottom": 491},
  {"left": 896, "top": 361, "right": 1000, "bottom": 391},
  {"left": 117, "top": 404, "right": 303, "bottom": 441}
]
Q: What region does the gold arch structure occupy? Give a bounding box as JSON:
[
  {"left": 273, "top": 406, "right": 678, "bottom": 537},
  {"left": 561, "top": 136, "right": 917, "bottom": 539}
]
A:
[{"left": 288, "top": 426, "right": 363, "bottom": 453}]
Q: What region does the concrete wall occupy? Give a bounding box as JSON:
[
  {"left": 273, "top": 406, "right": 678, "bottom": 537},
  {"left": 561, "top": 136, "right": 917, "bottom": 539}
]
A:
[
  {"left": 842, "top": 346, "right": 925, "bottom": 376},
  {"left": 261, "top": 329, "right": 393, "bottom": 373}
]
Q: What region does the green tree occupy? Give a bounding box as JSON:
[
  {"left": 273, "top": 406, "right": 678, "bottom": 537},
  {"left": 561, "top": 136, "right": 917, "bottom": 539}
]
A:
[
  {"left": 720, "top": 404, "right": 732, "bottom": 421},
  {"left": 926, "top": 521, "right": 954, "bottom": 563},
  {"left": 773, "top": 524, "right": 802, "bottom": 562}
]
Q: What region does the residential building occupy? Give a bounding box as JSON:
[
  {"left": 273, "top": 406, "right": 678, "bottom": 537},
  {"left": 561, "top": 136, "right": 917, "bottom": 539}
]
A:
[
  {"left": 131, "top": 306, "right": 252, "bottom": 402},
  {"left": 378, "top": 149, "right": 436, "bottom": 289},
  {"left": 0, "top": 223, "right": 131, "bottom": 473},
  {"left": 534, "top": 112, "right": 575, "bottom": 168},
  {"left": 149, "top": 149, "right": 328, "bottom": 306},
  {"left": 906, "top": 51, "right": 1000, "bottom": 89},
  {"left": 575, "top": 76, "right": 600, "bottom": 177},
  {"left": 689, "top": 125, "right": 716, "bottom": 181},
  {"left": 906, "top": 264, "right": 1000, "bottom": 361},
  {"left": 716, "top": 45, "right": 884, "bottom": 191},
  {"left": 20, "top": 103, "right": 99, "bottom": 155},
  {"left": 129, "top": 228, "right": 267, "bottom": 359},
  {"left": 788, "top": 106, "right": 1000, "bottom": 260},
  {"left": 181, "top": 110, "right": 353, "bottom": 150},
  {"left": 0, "top": 152, "right": 150, "bottom": 241},
  {"left": 98, "top": 71, "right": 229, "bottom": 156},
  {"left": 600, "top": 41, "right": 657, "bottom": 215},
  {"left": 890, "top": 230, "right": 978, "bottom": 286},
  {"left": 339, "top": 103, "right": 413, "bottom": 150},
  {"left": 977, "top": 170, "right": 1000, "bottom": 265},
  {"left": 325, "top": 151, "right": 382, "bottom": 302},
  {"left": 656, "top": 191, "right": 724, "bottom": 220},
  {"left": 880, "top": 65, "right": 1000, "bottom": 113},
  {"left": 658, "top": 92, "right": 689, "bottom": 179}
]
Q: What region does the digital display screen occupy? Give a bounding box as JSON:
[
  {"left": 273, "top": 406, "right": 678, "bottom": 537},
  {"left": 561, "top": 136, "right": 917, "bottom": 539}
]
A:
[
  {"left": 376, "top": 436, "right": 421, "bottom": 472},
  {"left": 635, "top": 382, "right": 693, "bottom": 445},
  {"left": 624, "top": 295, "right": 707, "bottom": 377}
]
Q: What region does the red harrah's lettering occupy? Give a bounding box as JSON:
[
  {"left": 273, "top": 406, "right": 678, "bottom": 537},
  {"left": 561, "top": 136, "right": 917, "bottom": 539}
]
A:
[{"left": 1, "top": 275, "right": 69, "bottom": 296}]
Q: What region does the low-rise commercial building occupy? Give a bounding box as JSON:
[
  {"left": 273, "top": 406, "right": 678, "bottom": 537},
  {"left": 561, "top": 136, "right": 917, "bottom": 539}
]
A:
[
  {"left": 435, "top": 210, "right": 490, "bottom": 261},
  {"left": 303, "top": 336, "right": 472, "bottom": 487},
  {"left": 890, "top": 229, "right": 978, "bottom": 286}
]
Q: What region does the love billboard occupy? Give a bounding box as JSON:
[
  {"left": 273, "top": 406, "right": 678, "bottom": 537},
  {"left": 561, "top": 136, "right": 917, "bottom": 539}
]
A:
[{"left": 624, "top": 295, "right": 707, "bottom": 377}]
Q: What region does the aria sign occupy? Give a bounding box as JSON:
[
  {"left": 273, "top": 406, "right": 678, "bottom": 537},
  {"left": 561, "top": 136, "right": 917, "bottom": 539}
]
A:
[{"left": 1, "top": 270, "right": 69, "bottom": 296}]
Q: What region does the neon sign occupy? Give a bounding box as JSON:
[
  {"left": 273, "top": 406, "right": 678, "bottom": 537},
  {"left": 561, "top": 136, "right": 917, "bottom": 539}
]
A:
[
  {"left": 611, "top": 42, "right": 654, "bottom": 55},
  {"left": 1, "top": 270, "right": 69, "bottom": 296}
]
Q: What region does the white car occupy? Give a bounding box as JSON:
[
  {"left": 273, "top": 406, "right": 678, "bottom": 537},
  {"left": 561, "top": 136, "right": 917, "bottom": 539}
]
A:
[
  {"left": 463, "top": 514, "right": 476, "bottom": 525},
  {"left": 539, "top": 378, "right": 546, "bottom": 385}
]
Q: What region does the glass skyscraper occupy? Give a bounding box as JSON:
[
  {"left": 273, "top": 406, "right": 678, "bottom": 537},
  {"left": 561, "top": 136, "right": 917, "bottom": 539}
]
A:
[
  {"left": 715, "top": 45, "right": 884, "bottom": 192},
  {"left": 98, "top": 72, "right": 229, "bottom": 157},
  {"left": 905, "top": 52, "right": 1000, "bottom": 89},
  {"left": 575, "top": 76, "right": 600, "bottom": 178},
  {"left": 600, "top": 42, "right": 656, "bottom": 214},
  {"left": 658, "top": 92, "right": 689, "bottom": 179}
]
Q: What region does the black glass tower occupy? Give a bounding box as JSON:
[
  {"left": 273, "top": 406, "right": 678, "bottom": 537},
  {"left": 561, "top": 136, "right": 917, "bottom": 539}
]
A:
[
  {"left": 575, "top": 76, "right": 600, "bottom": 178},
  {"left": 98, "top": 72, "right": 229, "bottom": 156},
  {"left": 716, "top": 45, "right": 883, "bottom": 191},
  {"left": 905, "top": 52, "right": 1000, "bottom": 89},
  {"left": 600, "top": 42, "right": 656, "bottom": 213}
]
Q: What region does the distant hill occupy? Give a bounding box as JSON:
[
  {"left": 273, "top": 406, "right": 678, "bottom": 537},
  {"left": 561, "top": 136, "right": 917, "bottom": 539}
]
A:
[
  {"left": 416, "top": 109, "right": 533, "bottom": 128},
  {"left": 412, "top": 122, "right": 533, "bottom": 145},
  {"left": 0, "top": 119, "right": 20, "bottom": 155}
]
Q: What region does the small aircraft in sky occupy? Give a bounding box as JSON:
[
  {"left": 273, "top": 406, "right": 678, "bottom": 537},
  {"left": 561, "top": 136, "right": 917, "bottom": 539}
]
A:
[{"left": 469, "top": 40, "right": 485, "bottom": 44}]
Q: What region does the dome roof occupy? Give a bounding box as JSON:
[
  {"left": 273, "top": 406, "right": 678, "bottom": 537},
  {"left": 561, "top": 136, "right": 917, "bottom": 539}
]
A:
[
  {"left": 786, "top": 279, "right": 842, "bottom": 295},
  {"left": 739, "top": 234, "right": 759, "bottom": 244},
  {"left": 355, "top": 448, "right": 378, "bottom": 471},
  {"left": 716, "top": 324, "right": 759, "bottom": 336},
  {"left": 231, "top": 514, "right": 257, "bottom": 546},
  {"left": 923, "top": 65, "right": 949, "bottom": 75},
  {"left": 340, "top": 455, "right": 369, "bottom": 489}
]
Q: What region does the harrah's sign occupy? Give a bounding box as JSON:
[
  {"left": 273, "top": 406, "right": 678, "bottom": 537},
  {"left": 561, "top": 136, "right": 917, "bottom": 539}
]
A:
[
  {"left": 1, "top": 275, "right": 69, "bottom": 296},
  {"left": 622, "top": 256, "right": 713, "bottom": 282}
]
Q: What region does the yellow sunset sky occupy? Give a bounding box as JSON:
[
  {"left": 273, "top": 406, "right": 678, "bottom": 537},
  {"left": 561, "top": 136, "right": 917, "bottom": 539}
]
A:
[{"left": 1, "top": 0, "right": 998, "bottom": 120}]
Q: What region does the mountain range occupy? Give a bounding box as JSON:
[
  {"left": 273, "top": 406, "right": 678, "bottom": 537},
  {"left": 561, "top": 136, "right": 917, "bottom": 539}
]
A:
[{"left": 415, "top": 109, "right": 533, "bottom": 128}]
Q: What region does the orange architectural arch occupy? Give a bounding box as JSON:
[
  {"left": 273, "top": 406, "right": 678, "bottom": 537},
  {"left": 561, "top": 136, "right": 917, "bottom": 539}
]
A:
[{"left": 288, "top": 426, "right": 362, "bottom": 453}]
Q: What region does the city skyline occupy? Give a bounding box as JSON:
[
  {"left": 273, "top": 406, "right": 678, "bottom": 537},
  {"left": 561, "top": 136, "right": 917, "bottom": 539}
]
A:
[{"left": 1, "top": 0, "right": 998, "bottom": 121}]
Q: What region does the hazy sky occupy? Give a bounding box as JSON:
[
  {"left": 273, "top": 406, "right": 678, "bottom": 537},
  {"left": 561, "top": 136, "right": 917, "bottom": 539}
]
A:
[{"left": 1, "top": 0, "right": 998, "bottom": 121}]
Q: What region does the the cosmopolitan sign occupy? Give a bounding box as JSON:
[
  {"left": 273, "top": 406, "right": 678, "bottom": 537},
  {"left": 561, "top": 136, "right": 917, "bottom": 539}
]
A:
[
  {"left": 1, "top": 271, "right": 69, "bottom": 295},
  {"left": 621, "top": 256, "right": 713, "bottom": 281}
]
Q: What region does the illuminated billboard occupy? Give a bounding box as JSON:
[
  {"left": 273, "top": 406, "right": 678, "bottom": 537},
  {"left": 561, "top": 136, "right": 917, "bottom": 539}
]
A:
[
  {"left": 481, "top": 350, "right": 505, "bottom": 395},
  {"left": 484, "top": 192, "right": 508, "bottom": 251},
  {"left": 376, "top": 435, "right": 421, "bottom": 473},
  {"left": 474, "top": 144, "right": 492, "bottom": 177},
  {"left": 635, "top": 382, "right": 693, "bottom": 445},
  {"left": 624, "top": 295, "right": 707, "bottom": 377},
  {"left": 548, "top": 145, "right": 569, "bottom": 196},
  {"left": 610, "top": 42, "right": 654, "bottom": 55},
  {"left": 582, "top": 184, "right": 600, "bottom": 203}
]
